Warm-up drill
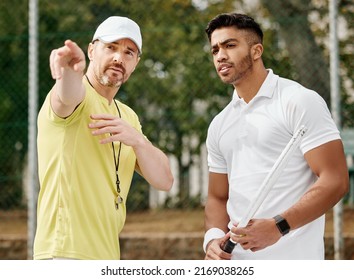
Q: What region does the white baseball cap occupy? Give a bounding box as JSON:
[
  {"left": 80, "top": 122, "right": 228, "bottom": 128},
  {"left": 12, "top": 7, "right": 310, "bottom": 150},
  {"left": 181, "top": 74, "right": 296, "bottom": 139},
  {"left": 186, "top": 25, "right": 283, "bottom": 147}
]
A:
[{"left": 92, "top": 16, "right": 142, "bottom": 55}]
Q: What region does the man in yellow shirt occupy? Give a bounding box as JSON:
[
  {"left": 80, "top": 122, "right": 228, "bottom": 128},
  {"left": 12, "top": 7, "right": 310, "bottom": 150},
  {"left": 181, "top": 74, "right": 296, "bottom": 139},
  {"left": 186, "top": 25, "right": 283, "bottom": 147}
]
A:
[{"left": 34, "top": 16, "right": 173, "bottom": 260}]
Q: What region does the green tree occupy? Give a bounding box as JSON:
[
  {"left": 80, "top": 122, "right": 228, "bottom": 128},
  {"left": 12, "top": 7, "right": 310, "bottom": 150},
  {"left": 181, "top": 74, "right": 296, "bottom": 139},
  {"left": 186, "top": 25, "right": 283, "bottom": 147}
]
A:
[
  {"left": 338, "top": 0, "right": 354, "bottom": 127},
  {"left": 105, "top": 0, "right": 236, "bottom": 207},
  {"left": 253, "top": 0, "right": 353, "bottom": 126},
  {"left": 0, "top": 0, "right": 28, "bottom": 208},
  {"left": 261, "top": 0, "right": 331, "bottom": 105},
  {"left": 26, "top": 0, "right": 237, "bottom": 209},
  {"left": 0, "top": 0, "right": 352, "bottom": 210}
]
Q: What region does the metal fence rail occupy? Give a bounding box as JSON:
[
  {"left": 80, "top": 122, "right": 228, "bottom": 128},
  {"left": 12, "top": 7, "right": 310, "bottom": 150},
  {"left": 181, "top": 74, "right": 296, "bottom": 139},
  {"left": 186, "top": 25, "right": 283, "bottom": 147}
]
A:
[{"left": 0, "top": 0, "right": 353, "bottom": 259}]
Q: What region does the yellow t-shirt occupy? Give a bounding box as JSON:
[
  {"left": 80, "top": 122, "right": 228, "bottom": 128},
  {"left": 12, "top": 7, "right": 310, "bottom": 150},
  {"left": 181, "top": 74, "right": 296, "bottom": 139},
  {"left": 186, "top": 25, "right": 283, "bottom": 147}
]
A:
[{"left": 34, "top": 79, "right": 141, "bottom": 259}]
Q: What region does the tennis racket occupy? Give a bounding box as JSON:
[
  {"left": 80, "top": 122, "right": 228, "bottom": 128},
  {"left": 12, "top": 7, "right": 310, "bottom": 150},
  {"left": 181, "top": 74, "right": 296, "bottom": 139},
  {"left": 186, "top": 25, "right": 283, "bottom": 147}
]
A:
[{"left": 223, "top": 125, "right": 308, "bottom": 253}]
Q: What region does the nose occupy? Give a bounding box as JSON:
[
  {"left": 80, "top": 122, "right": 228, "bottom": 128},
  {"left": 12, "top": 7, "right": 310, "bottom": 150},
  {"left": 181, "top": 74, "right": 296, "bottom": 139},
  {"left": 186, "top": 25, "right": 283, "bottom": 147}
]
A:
[
  {"left": 216, "top": 48, "right": 227, "bottom": 62},
  {"left": 113, "top": 51, "right": 123, "bottom": 63}
]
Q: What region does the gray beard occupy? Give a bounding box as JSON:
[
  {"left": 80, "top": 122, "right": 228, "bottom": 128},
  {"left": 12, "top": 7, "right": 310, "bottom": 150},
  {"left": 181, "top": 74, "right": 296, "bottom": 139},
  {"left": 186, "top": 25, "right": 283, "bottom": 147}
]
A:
[{"left": 100, "top": 74, "right": 124, "bottom": 88}]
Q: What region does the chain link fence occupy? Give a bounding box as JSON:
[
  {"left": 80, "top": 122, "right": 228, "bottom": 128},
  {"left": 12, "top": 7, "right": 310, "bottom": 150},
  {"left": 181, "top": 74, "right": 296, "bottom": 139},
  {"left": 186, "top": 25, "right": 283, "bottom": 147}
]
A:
[{"left": 0, "top": 0, "right": 353, "bottom": 214}]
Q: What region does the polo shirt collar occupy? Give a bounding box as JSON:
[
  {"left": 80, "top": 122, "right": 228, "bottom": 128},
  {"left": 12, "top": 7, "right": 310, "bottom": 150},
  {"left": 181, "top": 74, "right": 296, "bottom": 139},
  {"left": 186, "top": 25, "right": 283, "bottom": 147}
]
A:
[{"left": 232, "top": 69, "right": 279, "bottom": 106}]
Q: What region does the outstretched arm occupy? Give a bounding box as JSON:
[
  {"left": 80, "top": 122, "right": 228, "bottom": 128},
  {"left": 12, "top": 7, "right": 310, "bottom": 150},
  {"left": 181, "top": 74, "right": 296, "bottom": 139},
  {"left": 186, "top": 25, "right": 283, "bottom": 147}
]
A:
[{"left": 50, "top": 40, "right": 86, "bottom": 118}]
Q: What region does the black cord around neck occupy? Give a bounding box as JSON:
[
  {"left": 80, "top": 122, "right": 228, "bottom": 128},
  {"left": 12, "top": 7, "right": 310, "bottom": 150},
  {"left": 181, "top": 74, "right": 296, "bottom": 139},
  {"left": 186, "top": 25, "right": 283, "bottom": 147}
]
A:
[
  {"left": 112, "top": 100, "right": 122, "bottom": 201},
  {"left": 85, "top": 74, "right": 123, "bottom": 209}
]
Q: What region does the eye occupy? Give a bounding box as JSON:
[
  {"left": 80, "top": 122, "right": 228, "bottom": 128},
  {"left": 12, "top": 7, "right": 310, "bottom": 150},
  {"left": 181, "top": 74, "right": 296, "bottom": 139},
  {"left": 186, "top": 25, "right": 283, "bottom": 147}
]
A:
[
  {"left": 125, "top": 50, "right": 134, "bottom": 57},
  {"left": 226, "top": 43, "right": 236, "bottom": 48},
  {"left": 211, "top": 49, "right": 219, "bottom": 55},
  {"left": 107, "top": 44, "right": 115, "bottom": 51}
]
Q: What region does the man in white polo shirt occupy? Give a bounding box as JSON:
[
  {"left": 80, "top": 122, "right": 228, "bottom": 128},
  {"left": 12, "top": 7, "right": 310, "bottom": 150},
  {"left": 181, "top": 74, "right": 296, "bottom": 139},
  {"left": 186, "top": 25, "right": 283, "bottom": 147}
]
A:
[{"left": 203, "top": 13, "right": 349, "bottom": 260}]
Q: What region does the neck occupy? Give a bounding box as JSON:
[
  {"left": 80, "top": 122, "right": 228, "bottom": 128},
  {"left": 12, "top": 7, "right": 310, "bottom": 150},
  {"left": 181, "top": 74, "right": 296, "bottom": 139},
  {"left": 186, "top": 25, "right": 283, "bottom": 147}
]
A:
[
  {"left": 233, "top": 67, "right": 268, "bottom": 103},
  {"left": 85, "top": 74, "right": 119, "bottom": 104}
]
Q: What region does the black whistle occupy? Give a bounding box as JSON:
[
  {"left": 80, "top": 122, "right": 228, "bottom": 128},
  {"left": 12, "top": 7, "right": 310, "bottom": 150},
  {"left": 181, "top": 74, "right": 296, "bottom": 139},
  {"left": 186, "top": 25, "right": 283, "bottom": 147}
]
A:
[{"left": 222, "top": 239, "right": 236, "bottom": 253}]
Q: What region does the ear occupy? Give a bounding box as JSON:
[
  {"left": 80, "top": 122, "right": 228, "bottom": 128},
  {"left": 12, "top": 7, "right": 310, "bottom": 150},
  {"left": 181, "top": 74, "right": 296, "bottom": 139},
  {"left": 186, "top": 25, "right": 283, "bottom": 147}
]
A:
[
  {"left": 252, "top": 43, "right": 263, "bottom": 61},
  {"left": 87, "top": 43, "right": 94, "bottom": 61}
]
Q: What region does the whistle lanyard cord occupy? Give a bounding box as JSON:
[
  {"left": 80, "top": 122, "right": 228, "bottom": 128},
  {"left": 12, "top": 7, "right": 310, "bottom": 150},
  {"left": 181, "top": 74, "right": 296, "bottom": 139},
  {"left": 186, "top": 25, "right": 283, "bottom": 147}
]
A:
[
  {"left": 111, "top": 100, "right": 122, "bottom": 195},
  {"left": 85, "top": 74, "right": 122, "bottom": 196}
]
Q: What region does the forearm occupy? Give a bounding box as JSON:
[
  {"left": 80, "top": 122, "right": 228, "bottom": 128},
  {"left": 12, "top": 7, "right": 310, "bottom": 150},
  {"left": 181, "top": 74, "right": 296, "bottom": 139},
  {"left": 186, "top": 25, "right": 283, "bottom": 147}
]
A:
[
  {"left": 51, "top": 67, "right": 85, "bottom": 118},
  {"left": 56, "top": 68, "right": 85, "bottom": 105},
  {"left": 205, "top": 196, "right": 229, "bottom": 233},
  {"left": 204, "top": 196, "right": 230, "bottom": 252},
  {"left": 205, "top": 172, "right": 230, "bottom": 233},
  {"left": 134, "top": 138, "right": 173, "bottom": 191},
  {"left": 49, "top": 40, "right": 86, "bottom": 118},
  {"left": 282, "top": 174, "right": 348, "bottom": 231},
  {"left": 282, "top": 139, "right": 349, "bottom": 231}
]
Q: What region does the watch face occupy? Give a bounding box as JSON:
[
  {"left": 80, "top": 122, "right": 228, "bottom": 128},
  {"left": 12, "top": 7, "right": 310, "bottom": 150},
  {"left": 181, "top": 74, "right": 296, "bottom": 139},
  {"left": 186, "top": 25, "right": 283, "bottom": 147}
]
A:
[
  {"left": 278, "top": 219, "right": 290, "bottom": 234},
  {"left": 274, "top": 215, "right": 290, "bottom": 235}
]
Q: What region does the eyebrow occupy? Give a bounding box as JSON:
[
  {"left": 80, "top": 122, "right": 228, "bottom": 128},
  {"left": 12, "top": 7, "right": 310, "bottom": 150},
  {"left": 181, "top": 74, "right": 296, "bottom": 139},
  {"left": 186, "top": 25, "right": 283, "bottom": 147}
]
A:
[
  {"left": 109, "top": 41, "right": 138, "bottom": 54},
  {"left": 211, "top": 38, "right": 239, "bottom": 50}
]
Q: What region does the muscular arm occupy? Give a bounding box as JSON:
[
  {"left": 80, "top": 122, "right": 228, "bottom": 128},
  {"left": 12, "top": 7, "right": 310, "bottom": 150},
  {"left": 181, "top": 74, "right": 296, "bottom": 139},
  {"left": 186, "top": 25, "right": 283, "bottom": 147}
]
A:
[
  {"left": 231, "top": 139, "right": 349, "bottom": 252},
  {"left": 282, "top": 139, "right": 349, "bottom": 229}
]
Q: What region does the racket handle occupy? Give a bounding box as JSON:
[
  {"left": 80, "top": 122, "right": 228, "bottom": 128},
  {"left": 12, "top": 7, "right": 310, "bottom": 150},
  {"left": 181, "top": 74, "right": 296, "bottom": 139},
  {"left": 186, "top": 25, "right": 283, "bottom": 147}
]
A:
[{"left": 222, "top": 239, "right": 236, "bottom": 253}]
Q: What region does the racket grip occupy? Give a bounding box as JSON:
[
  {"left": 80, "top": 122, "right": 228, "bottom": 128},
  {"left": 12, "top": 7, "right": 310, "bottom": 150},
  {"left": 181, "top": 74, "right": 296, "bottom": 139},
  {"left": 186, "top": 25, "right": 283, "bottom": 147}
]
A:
[{"left": 222, "top": 239, "right": 236, "bottom": 253}]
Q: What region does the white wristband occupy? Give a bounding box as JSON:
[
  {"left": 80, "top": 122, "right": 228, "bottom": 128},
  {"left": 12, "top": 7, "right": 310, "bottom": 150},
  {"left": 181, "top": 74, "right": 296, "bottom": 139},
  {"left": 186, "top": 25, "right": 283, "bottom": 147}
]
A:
[{"left": 203, "top": 227, "right": 226, "bottom": 253}]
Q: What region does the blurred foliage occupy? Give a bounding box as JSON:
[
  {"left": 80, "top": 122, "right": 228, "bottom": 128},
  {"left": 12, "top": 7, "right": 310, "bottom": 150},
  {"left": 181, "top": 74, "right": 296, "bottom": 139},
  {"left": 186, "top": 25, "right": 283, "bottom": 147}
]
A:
[{"left": 0, "top": 0, "right": 352, "bottom": 210}]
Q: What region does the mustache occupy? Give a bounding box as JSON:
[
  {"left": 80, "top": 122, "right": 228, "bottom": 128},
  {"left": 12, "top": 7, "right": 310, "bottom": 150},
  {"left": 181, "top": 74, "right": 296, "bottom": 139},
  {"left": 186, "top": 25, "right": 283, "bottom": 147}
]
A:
[{"left": 107, "top": 63, "right": 126, "bottom": 75}]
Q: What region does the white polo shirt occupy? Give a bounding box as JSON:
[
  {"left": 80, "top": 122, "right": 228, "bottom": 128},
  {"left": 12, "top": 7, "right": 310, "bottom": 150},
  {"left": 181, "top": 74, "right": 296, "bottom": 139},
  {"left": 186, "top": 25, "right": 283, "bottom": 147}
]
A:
[{"left": 206, "top": 69, "right": 340, "bottom": 259}]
